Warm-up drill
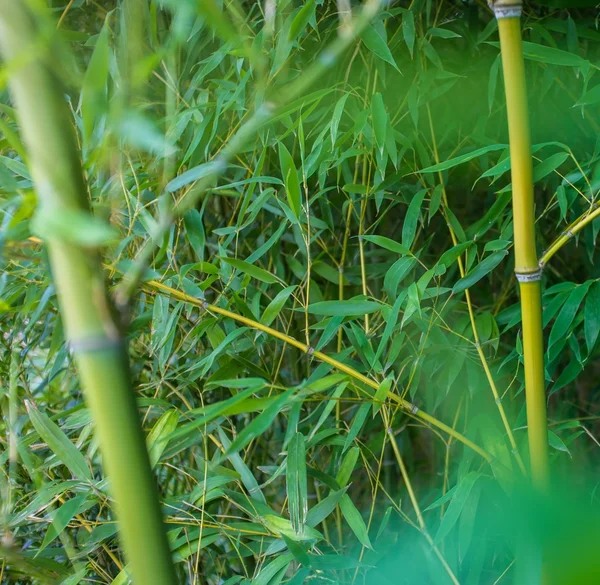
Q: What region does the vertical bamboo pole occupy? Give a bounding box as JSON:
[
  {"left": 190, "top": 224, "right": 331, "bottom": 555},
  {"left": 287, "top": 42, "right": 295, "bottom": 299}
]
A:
[
  {"left": 492, "top": 0, "right": 549, "bottom": 487},
  {"left": 0, "top": 3, "right": 177, "bottom": 584}
]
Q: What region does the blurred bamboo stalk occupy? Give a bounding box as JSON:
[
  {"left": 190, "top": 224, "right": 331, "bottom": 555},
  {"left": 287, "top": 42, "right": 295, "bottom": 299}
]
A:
[
  {"left": 492, "top": 0, "right": 550, "bottom": 487},
  {"left": 0, "top": 3, "right": 177, "bottom": 583}
]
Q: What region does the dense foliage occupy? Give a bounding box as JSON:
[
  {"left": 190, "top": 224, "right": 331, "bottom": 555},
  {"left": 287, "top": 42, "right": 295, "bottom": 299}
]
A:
[{"left": 2, "top": 1, "right": 600, "bottom": 583}]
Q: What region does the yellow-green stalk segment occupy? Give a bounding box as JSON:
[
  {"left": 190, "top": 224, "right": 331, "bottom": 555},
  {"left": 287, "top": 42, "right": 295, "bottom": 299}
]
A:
[
  {"left": 145, "top": 279, "right": 493, "bottom": 463},
  {"left": 492, "top": 0, "right": 550, "bottom": 487},
  {"left": 0, "top": 3, "right": 177, "bottom": 584}
]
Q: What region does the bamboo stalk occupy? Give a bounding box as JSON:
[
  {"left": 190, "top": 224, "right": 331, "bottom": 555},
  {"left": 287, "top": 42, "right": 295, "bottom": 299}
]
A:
[
  {"left": 0, "top": 3, "right": 177, "bottom": 583},
  {"left": 145, "top": 279, "right": 493, "bottom": 462},
  {"left": 492, "top": 0, "right": 550, "bottom": 487}
]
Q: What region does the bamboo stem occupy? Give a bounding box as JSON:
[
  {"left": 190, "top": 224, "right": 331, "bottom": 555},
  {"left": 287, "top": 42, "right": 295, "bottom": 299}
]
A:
[
  {"left": 0, "top": 3, "right": 177, "bottom": 584},
  {"left": 494, "top": 0, "right": 550, "bottom": 487},
  {"left": 145, "top": 279, "right": 493, "bottom": 462}
]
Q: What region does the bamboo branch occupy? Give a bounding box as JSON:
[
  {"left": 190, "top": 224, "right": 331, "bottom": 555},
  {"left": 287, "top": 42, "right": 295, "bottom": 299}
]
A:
[{"left": 144, "top": 279, "right": 493, "bottom": 462}]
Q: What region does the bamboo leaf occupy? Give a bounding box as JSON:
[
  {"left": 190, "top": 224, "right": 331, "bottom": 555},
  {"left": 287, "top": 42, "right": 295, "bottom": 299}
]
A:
[
  {"left": 360, "top": 24, "right": 400, "bottom": 71},
  {"left": 288, "top": 0, "right": 316, "bottom": 42},
  {"left": 533, "top": 152, "right": 569, "bottom": 182},
  {"left": 331, "top": 93, "right": 349, "bottom": 147},
  {"left": 402, "top": 10, "right": 415, "bottom": 57},
  {"left": 343, "top": 403, "right": 370, "bottom": 452},
  {"left": 221, "top": 257, "right": 280, "bottom": 284},
  {"left": 452, "top": 251, "right": 508, "bottom": 294},
  {"left": 339, "top": 495, "right": 372, "bottom": 549},
  {"left": 371, "top": 93, "right": 387, "bottom": 154},
  {"left": 584, "top": 281, "right": 600, "bottom": 353},
  {"left": 26, "top": 402, "right": 92, "bottom": 481},
  {"left": 147, "top": 410, "right": 179, "bottom": 468},
  {"left": 262, "top": 285, "right": 296, "bottom": 326},
  {"left": 361, "top": 235, "right": 410, "bottom": 256},
  {"left": 307, "top": 300, "right": 382, "bottom": 317},
  {"left": 166, "top": 161, "right": 224, "bottom": 192},
  {"left": 278, "top": 143, "right": 302, "bottom": 220},
  {"left": 549, "top": 282, "right": 591, "bottom": 349},
  {"left": 224, "top": 389, "right": 295, "bottom": 458},
  {"left": 419, "top": 144, "right": 507, "bottom": 173},
  {"left": 81, "top": 14, "right": 111, "bottom": 141},
  {"left": 336, "top": 446, "right": 360, "bottom": 487},
  {"left": 435, "top": 472, "right": 480, "bottom": 544},
  {"left": 402, "top": 189, "right": 427, "bottom": 249},
  {"left": 373, "top": 377, "right": 392, "bottom": 416},
  {"left": 286, "top": 432, "right": 308, "bottom": 536}
]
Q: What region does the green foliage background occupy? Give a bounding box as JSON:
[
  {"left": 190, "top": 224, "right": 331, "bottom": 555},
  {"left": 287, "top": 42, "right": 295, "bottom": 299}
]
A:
[{"left": 2, "top": 1, "right": 600, "bottom": 583}]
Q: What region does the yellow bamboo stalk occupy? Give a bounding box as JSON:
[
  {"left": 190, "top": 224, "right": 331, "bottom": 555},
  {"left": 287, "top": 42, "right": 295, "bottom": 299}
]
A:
[
  {"left": 493, "top": 0, "right": 549, "bottom": 487},
  {"left": 144, "top": 279, "right": 492, "bottom": 462}
]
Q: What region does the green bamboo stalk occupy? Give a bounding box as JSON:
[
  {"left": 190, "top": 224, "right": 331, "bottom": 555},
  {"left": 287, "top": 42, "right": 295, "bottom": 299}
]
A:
[
  {"left": 0, "top": 3, "right": 177, "bottom": 583},
  {"left": 491, "top": 0, "right": 550, "bottom": 487}
]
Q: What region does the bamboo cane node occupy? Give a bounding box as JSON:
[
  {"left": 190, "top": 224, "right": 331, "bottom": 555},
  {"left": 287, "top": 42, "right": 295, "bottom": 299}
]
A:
[
  {"left": 515, "top": 269, "right": 542, "bottom": 283},
  {"left": 495, "top": 397, "right": 502, "bottom": 405},
  {"left": 408, "top": 403, "right": 419, "bottom": 415},
  {"left": 488, "top": 1, "right": 522, "bottom": 19},
  {"left": 306, "top": 346, "right": 315, "bottom": 356},
  {"left": 69, "top": 335, "right": 123, "bottom": 354}
]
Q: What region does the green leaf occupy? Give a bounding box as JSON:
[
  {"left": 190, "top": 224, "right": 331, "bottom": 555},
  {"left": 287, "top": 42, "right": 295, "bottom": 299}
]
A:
[
  {"left": 31, "top": 209, "right": 118, "bottom": 248},
  {"left": 584, "top": 281, "right": 600, "bottom": 354},
  {"left": 252, "top": 554, "right": 294, "bottom": 585},
  {"left": 262, "top": 286, "right": 296, "bottom": 326},
  {"left": 288, "top": 0, "right": 316, "bottom": 42},
  {"left": 371, "top": 93, "right": 387, "bottom": 154},
  {"left": 287, "top": 432, "right": 308, "bottom": 536},
  {"left": 278, "top": 143, "right": 302, "bottom": 220},
  {"left": 147, "top": 409, "right": 179, "bottom": 468},
  {"left": 81, "top": 15, "right": 110, "bottom": 141},
  {"left": 224, "top": 389, "right": 295, "bottom": 458},
  {"left": 436, "top": 242, "right": 473, "bottom": 270},
  {"left": 373, "top": 377, "right": 392, "bottom": 416},
  {"left": 548, "top": 430, "right": 570, "bottom": 455},
  {"left": 336, "top": 446, "right": 360, "bottom": 487},
  {"left": 26, "top": 401, "right": 92, "bottom": 481},
  {"left": 40, "top": 495, "right": 95, "bottom": 552},
  {"left": 361, "top": 235, "right": 410, "bottom": 256},
  {"left": 343, "top": 403, "right": 370, "bottom": 452},
  {"left": 340, "top": 495, "right": 372, "bottom": 548},
  {"left": 575, "top": 85, "right": 600, "bottom": 107},
  {"left": 119, "top": 111, "right": 177, "bottom": 156},
  {"left": 402, "top": 10, "right": 415, "bottom": 57},
  {"left": 548, "top": 282, "right": 591, "bottom": 349},
  {"left": 166, "top": 161, "right": 224, "bottom": 192},
  {"left": 521, "top": 41, "right": 590, "bottom": 68},
  {"left": 533, "top": 152, "right": 569, "bottom": 182},
  {"left": 307, "top": 487, "right": 348, "bottom": 527},
  {"left": 435, "top": 472, "right": 480, "bottom": 544},
  {"left": 428, "top": 27, "right": 461, "bottom": 39},
  {"left": 307, "top": 300, "right": 382, "bottom": 317},
  {"left": 488, "top": 55, "right": 501, "bottom": 112},
  {"left": 402, "top": 189, "right": 427, "bottom": 249},
  {"left": 419, "top": 144, "right": 507, "bottom": 173},
  {"left": 331, "top": 93, "right": 349, "bottom": 147},
  {"left": 221, "top": 257, "right": 280, "bottom": 284},
  {"left": 360, "top": 25, "right": 399, "bottom": 71},
  {"left": 452, "top": 251, "right": 508, "bottom": 294}
]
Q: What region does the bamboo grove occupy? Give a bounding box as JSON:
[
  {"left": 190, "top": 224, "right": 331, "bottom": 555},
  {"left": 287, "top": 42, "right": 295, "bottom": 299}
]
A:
[{"left": 2, "top": 1, "right": 600, "bottom": 584}]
